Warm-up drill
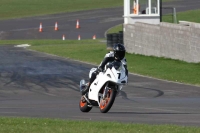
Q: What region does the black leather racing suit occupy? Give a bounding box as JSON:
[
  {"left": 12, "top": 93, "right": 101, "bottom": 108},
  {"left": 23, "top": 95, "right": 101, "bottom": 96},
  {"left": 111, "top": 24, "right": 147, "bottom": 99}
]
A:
[{"left": 81, "top": 51, "right": 128, "bottom": 95}]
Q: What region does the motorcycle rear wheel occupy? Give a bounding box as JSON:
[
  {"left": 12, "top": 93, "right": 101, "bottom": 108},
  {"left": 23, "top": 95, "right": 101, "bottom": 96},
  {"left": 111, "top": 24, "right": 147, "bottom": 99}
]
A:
[
  {"left": 100, "top": 89, "right": 116, "bottom": 113},
  {"left": 79, "top": 96, "right": 92, "bottom": 112}
]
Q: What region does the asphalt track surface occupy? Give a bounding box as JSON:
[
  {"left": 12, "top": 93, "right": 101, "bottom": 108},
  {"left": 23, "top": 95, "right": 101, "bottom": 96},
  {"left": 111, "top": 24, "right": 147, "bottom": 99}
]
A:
[
  {"left": 0, "top": 45, "right": 200, "bottom": 126},
  {"left": 0, "top": 0, "right": 200, "bottom": 127}
]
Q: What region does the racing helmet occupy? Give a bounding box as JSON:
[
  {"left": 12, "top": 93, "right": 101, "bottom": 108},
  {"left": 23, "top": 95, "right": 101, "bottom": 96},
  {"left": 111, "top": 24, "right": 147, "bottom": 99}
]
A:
[{"left": 113, "top": 43, "right": 126, "bottom": 60}]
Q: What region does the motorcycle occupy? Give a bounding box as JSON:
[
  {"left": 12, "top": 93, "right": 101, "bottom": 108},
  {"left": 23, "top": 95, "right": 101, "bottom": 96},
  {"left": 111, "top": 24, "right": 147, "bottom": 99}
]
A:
[{"left": 79, "top": 60, "right": 128, "bottom": 113}]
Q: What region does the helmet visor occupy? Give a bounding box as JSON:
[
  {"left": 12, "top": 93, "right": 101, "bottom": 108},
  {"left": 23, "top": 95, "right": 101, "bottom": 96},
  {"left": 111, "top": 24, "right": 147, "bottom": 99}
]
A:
[{"left": 115, "top": 51, "right": 125, "bottom": 60}]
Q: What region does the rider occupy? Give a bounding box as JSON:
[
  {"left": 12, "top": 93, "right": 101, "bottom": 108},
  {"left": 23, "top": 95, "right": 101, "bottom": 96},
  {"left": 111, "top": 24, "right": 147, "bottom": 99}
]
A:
[{"left": 81, "top": 43, "right": 128, "bottom": 95}]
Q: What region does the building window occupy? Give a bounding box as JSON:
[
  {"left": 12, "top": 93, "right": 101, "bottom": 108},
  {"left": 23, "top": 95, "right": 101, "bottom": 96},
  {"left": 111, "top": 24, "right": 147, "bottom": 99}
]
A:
[
  {"left": 130, "top": 0, "right": 159, "bottom": 15},
  {"left": 150, "top": 0, "right": 158, "bottom": 14}
]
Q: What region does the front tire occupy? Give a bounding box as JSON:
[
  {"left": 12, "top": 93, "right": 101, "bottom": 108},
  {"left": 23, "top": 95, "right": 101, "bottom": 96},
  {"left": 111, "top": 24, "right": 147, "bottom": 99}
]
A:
[
  {"left": 100, "top": 89, "right": 117, "bottom": 113},
  {"left": 79, "top": 96, "right": 92, "bottom": 112}
]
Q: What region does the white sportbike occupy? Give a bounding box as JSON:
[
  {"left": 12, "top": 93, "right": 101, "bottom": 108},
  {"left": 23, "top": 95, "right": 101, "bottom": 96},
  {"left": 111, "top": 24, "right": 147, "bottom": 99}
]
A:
[{"left": 79, "top": 60, "right": 128, "bottom": 113}]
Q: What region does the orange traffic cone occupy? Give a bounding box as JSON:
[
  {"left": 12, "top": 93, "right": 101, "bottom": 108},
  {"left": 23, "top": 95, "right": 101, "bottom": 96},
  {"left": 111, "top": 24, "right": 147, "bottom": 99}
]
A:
[
  {"left": 78, "top": 35, "right": 81, "bottom": 40},
  {"left": 55, "top": 22, "right": 58, "bottom": 31},
  {"left": 39, "top": 23, "right": 43, "bottom": 32},
  {"left": 93, "top": 35, "right": 96, "bottom": 40},
  {"left": 62, "top": 35, "right": 65, "bottom": 40},
  {"left": 76, "top": 20, "right": 80, "bottom": 29}
]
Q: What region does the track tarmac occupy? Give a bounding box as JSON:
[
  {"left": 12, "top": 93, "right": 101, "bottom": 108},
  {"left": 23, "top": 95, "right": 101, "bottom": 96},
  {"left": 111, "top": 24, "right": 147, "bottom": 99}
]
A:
[
  {"left": 0, "top": 0, "right": 200, "bottom": 126},
  {"left": 0, "top": 46, "right": 199, "bottom": 126}
]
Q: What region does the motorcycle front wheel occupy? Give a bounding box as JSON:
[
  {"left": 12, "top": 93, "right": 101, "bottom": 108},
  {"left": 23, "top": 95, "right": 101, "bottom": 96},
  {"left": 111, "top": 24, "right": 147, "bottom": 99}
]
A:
[
  {"left": 79, "top": 96, "right": 92, "bottom": 112},
  {"left": 99, "top": 89, "right": 117, "bottom": 113}
]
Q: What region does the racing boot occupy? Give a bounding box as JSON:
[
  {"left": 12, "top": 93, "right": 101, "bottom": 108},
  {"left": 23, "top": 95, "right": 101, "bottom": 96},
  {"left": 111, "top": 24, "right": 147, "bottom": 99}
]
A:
[{"left": 81, "top": 82, "right": 90, "bottom": 95}]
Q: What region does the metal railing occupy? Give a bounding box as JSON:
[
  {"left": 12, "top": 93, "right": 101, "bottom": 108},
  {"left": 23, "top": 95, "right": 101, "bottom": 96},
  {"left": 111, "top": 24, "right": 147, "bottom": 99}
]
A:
[{"left": 161, "top": 7, "right": 177, "bottom": 23}]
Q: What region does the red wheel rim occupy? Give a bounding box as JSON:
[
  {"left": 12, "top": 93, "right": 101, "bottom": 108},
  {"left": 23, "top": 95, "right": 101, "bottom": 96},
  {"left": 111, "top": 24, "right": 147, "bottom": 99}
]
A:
[{"left": 80, "top": 97, "right": 86, "bottom": 107}]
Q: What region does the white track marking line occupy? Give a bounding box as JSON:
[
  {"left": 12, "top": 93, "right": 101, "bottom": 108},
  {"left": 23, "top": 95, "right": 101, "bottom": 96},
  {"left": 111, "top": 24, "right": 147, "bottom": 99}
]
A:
[{"left": 8, "top": 27, "right": 38, "bottom": 32}]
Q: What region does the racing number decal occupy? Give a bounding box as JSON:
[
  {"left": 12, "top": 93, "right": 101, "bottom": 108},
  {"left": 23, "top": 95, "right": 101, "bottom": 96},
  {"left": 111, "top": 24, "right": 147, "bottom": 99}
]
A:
[{"left": 117, "top": 73, "right": 121, "bottom": 79}]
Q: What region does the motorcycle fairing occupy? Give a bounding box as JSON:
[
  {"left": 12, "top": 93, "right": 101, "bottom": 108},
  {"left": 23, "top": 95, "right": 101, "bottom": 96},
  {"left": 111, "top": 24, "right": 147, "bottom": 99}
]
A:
[{"left": 88, "top": 64, "right": 128, "bottom": 105}]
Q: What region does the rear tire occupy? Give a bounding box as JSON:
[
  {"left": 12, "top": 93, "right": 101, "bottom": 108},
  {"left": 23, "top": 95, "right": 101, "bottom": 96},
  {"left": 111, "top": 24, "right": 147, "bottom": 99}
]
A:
[
  {"left": 79, "top": 96, "right": 92, "bottom": 112},
  {"left": 99, "top": 89, "right": 117, "bottom": 113}
]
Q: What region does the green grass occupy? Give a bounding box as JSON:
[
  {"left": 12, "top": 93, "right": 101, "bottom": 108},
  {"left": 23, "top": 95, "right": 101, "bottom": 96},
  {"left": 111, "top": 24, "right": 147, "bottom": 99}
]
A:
[
  {"left": 0, "top": 0, "right": 176, "bottom": 20},
  {"left": 163, "top": 9, "right": 200, "bottom": 23},
  {"left": 0, "top": 39, "right": 200, "bottom": 86},
  {"left": 107, "top": 24, "right": 123, "bottom": 34},
  {"left": 0, "top": 0, "right": 123, "bottom": 19},
  {"left": 0, "top": 117, "right": 200, "bottom": 133}
]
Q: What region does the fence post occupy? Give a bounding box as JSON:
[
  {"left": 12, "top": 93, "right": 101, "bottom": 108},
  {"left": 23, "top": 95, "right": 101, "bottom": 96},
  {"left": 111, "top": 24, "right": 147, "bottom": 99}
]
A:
[{"left": 173, "top": 7, "right": 177, "bottom": 24}]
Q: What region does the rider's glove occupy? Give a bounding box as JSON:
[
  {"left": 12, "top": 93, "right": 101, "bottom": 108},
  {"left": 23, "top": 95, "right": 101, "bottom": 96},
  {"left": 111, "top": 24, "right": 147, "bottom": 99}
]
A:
[
  {"left": 97, "top": 67, "right": 103, "bottom": 73},
  {"left": 106, "top": 63, "right": 113, "bottom": 69}
]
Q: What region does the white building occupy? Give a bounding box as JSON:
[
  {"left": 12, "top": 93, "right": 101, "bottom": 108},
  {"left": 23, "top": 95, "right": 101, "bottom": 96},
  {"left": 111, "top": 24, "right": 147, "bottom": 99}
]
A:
[{"left": 124, "top": 0, "right": 160, "bottom": 24}]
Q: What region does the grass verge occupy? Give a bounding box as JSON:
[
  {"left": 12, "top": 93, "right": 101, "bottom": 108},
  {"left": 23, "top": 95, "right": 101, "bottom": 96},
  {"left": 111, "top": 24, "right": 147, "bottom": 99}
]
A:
[
  {"left": 107, "top": 24, "right": 123, "bottom": 34},
  {"left": 0, "top": 39, "right": 200, "bottom": 86},
  {"left": 0, "top": 117, "right": 200, "bottom": 133},
  {"left": 163, "top": 9, "right": 200, "bottom": 23}
]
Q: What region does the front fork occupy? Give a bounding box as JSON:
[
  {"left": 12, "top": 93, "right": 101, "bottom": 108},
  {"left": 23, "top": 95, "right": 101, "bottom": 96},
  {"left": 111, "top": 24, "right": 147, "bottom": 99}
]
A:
[
  {"left": 102, "top": 82, "right": 109, "bottom": 99},
  {"left": 102, "top": 83, "right": 119, "bottom": 99}
]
